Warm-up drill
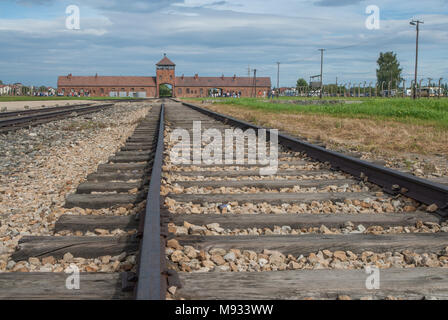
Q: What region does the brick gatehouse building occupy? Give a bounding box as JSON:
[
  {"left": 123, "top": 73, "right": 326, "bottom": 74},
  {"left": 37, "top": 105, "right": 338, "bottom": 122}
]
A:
[{"left": 57, "top": 55, "right": 271, "bottom": 98}]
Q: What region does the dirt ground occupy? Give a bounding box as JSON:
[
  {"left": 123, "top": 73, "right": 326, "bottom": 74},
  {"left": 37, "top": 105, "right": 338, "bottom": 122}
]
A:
[
  {"left": 188, "top": 100, "right": 448, "bottom": 182},
  {"left": 0, "top": 100, "right": 95, "bottom": 112}
]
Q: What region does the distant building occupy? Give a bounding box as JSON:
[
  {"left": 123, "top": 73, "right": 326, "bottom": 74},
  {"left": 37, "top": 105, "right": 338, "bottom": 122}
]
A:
[{"left": 57, "top": 54, "right": 271, "bottom": 98}]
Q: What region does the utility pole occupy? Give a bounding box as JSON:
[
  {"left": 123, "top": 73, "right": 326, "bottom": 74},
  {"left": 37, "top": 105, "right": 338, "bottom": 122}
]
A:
[
  {"left": 439, "top": 78, "right": 443, "bottom": 98},
  {"left": 427, "top": 77, "right": 432, "bottom": 98},
  {"left": 336, "top": 77, "right": 338, "bottom": 97},
  {"left": 276, "top": 62, "right": 281, "bottom": 98},
  {"left": 318, "top": 49, "right": 325, "bottom": 99},
  {"left": 410, "top": 19, "right": 423, "bottom": 99},
  {"left": 253, "top": 69, "right": 257, "bottom": 98}
]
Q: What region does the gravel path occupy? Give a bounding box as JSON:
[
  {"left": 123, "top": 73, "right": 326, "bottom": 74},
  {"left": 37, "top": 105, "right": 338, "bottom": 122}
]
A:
[{"left": 0, "top": 102, "right": 152, "bottom": 271}]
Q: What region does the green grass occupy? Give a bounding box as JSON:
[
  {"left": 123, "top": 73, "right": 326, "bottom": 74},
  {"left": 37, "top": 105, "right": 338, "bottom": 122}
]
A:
[
  {"left": 184, "top": 97, "right": 448, "bottom": 129},
  {"left": 0, "top": 96, "right": 143, "bottom": 102}
]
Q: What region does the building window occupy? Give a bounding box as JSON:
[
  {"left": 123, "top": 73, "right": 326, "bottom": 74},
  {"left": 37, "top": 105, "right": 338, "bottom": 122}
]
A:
[
  {"left": 178, "top": 88, "right": 182, "bottom": 94},
  {"left": 200, "top": 88, "right": 204, "bottom": 95},
  {"left": 186, "top": 88, "right": 190, "bottom": 94}
]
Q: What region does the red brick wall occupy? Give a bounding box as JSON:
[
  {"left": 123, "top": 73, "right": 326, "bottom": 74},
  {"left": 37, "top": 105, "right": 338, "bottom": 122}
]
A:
[{"left": 58, "top": 86, "right": 157, "bottom": 97}]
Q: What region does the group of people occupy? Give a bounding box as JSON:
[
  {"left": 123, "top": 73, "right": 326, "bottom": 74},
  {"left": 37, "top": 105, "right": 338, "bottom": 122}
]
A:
[{"left": 210, "top": 90, "right": 242, "bottom": 98}]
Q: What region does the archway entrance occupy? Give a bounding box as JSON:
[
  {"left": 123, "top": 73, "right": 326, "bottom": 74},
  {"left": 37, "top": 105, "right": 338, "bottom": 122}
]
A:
[{"left": 159, "top": 84, "right": 173, "bottom": 97}]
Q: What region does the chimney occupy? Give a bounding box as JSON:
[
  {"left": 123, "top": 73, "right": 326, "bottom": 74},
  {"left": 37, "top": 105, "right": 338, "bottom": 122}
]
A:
[
  {"left": 194, "top": 74, "right": 199, "bottom": 80},
  {"left": 181, "top": 74, "right": 184, "bottom": 80},
  {"left": 67, "top": 74, "right": 72, "bottom": 79},
  {"left": 233, "top": 74, "right": 236, "bottom": 80},
  {"left": 221, "top": 74, "right": 225, "bottom": 80},
  {"left": 95, "top": 73, "right": 98, "bottom": 78}
]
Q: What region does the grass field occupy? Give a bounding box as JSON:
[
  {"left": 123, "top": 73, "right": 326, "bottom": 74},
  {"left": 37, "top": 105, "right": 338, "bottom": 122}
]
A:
[
  {"left": 185, "top": 97, "right": 448, "bottom": 129},
  {"left": 0, "top": 96, "right": 142, "bottom": 102},
  {"left": 183, "top": 97, "right": 448, "bottom": 157}
]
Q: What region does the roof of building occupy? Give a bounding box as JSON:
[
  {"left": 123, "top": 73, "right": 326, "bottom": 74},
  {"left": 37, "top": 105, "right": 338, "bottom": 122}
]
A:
[
  {"left": 58, "top": 75, "right": 157, "bottom": 87},
  {"left": 156, "top": 54, "right": 176, "bottom": 66},
  {"left": 175, "top": 76, "right": 271, "bottom": 87}
]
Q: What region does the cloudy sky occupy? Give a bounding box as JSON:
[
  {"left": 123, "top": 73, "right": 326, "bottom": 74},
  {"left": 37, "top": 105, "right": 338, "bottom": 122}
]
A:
[{"left": 0, "top": 0, "right": 447, "bottom": 87}]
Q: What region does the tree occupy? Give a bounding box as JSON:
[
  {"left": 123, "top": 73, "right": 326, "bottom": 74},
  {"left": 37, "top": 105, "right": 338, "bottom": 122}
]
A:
[
  {"left": 0, "top": 80, "right": 3, "bottom": 85},
  {"left": 376, "top": 52, "right": 402, "bottom": 89},
  {"left": 159, "top": 84, "right": 172, "bottom": 97},
  {"left": 296, "top": 78, "right": 308, "bottom": 89}
]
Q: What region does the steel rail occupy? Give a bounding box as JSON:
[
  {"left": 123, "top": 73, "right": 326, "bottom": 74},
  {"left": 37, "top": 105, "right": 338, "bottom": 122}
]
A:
[
  {"left": 180, "top": 100, "right": 448, "bottom": 217},
  {"left": 135, "top": 104, "right": 166, "bottom": 300},
  {"left": 0, "top": 104, "right": 114, "bottom": 131}
]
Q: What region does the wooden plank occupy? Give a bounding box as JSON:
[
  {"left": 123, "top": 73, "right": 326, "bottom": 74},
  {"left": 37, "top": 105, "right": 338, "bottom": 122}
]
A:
[
  {"left": 128, "top": 134, "right": 157, "bottom": 139},
  {"left": 109, "top": 155, "right": 152, "bottom": 163},
  {"left": 174, "top": 169, "right": 335, "bottom": 178},
  {"left": 55, "top": 215, "right": 139, "bottom": 232},
  {"left": 87, "top": 172, "right": 147, "bottom": 182},
  {"left": 169, "top": 212, "right": 441, "bottom": 229},
  {"left": 121, "top": 145, "right": 153, "bottom": 151},
  {"left": 0, "top": 273, "right": 131, "bottom": 300},
  {"left": 177, "top": 233, "right": 448, "bottom": 256},
  {"left": 65, "top": 193, "right": 144, "bottom": 209},
  {"left": 123, "top": 142, "right": 154, "bottom": 146},
  {"left": 97, "top": 162, "right": 151, "bottom": 172},
  {"left": 168, "top": 192, "right": 377, "bottom": 205},
  {"left": 114, "top": 151, "right": 153, "bottom": 157},
  {"left": 177, "top": 268, "right": 448, "bottom": 300},
  {"left": 77, "top": 181, "right": 141, "bottom": 194},
  {"left": 127, "top": 137, "right": 156, "bottom": 142},
  {"left": 11, "top": 236, "right": 139, "bottom": 261},
  {"left": 175, "top": 178, "right": 357, "bottom": 189},
  {"left": 173, "top": 160, "right": 310, "bottom": 168}
]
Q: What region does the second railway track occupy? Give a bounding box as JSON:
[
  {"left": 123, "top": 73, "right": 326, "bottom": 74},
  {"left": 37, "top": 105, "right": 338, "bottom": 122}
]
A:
[
  {"left": 0, "top": 103, "right": 116, "bottom": 133},
  {"left": 1, "top": 99, "right": 447, "bottom": 300}
]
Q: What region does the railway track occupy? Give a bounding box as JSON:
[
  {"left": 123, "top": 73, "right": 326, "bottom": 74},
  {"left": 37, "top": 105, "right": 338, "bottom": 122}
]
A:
[
  {"left": 1, "top": 99, "right": 447, "bottom": 300},
  {"left": 0, "top": 103, "right": 96, "bottom": 119},
  {"left": 158, "top": 101, "right": 448, "bottom": 300},
  {"left": 0, "top": 103, "right": 116, "bottom": 133},
  {"left": 0, "top": 104, "right": 162, "bottom": 299}
]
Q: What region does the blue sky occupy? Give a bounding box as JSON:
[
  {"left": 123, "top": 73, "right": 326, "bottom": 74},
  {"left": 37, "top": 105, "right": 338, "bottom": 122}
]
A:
[{"left": 0, "top": 0, "right": 447, "bottom": 87}]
